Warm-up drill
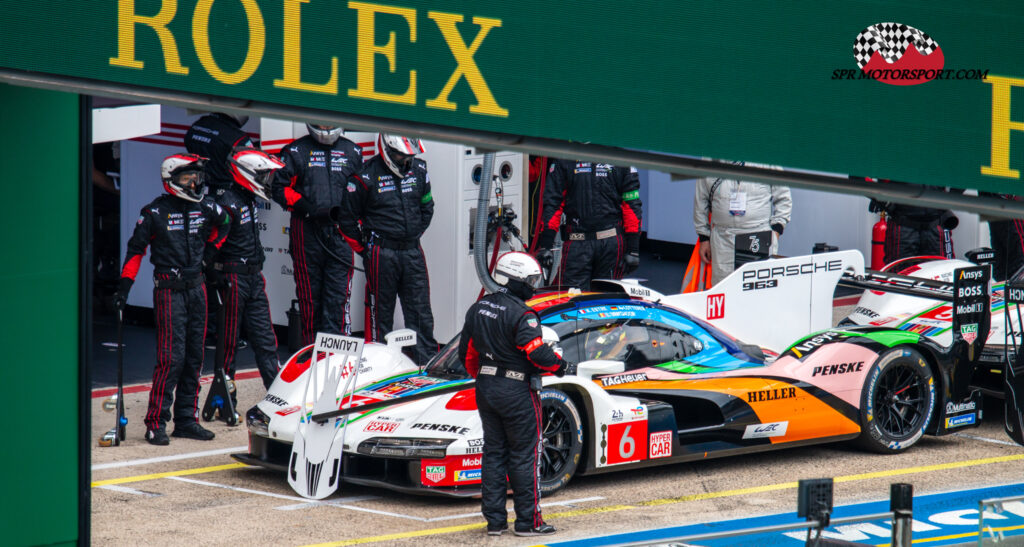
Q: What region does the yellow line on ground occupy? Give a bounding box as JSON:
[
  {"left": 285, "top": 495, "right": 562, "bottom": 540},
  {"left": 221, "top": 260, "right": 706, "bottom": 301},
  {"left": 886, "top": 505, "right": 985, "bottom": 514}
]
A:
[
  {"left": 834, "top": 453, "right": 1024, "bottom": 483},
  {"left": 310, "top": 453, "right": 1024, "bottom": 546},
  {"left": 91, "top": 463, "right": 248, "bottom": 487},
  {"left": 872, "top": 523, "right": 1024, "bottom": 546}
]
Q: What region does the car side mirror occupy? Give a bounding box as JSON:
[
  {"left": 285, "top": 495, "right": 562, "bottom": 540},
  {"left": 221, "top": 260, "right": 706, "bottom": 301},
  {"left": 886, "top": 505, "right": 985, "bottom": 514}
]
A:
[{"left": 576, "top": 360, "right": 626, "bottom": 380}]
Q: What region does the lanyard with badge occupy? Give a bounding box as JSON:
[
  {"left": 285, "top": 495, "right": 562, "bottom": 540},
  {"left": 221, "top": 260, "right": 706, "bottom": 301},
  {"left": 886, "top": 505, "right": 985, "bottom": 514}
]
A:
[{"left": 728, "top": 182, "right": 747, "bottom": 216}]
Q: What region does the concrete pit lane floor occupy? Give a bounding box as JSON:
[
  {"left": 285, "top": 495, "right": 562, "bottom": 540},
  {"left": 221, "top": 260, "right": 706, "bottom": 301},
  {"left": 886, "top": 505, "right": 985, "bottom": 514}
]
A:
[{"left": 90, "top": 305, "right": 1024, "bottom": 546}]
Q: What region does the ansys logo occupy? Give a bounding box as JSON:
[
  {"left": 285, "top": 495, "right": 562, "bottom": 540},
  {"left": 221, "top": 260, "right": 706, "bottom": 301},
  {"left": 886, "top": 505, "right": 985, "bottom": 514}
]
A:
[{"left": 853, "top": 23, "right": 943, "bottom": 85}]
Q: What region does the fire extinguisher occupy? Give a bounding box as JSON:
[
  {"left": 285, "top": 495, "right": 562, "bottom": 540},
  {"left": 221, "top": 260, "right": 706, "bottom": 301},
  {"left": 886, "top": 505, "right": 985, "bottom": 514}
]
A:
[{"left": 871, "top": 213, "right": 887, "bottom": 270}]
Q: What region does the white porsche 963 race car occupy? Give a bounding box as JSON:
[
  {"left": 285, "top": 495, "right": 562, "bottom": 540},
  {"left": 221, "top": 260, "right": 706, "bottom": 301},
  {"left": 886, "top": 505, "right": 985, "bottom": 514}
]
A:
[
  {"left": 841, "top": 253, "right": 1019, "bottom": 395},
  {"left": 233, "top": 251, "right": 999, "bottom": 500}
]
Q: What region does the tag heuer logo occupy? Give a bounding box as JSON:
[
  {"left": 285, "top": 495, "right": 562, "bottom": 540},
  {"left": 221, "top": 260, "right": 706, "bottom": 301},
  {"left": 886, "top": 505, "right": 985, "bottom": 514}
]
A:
[
  {"left": 425, "top": 466, "right": 445, "bottom": 483},
  {"left": 961, "top": 323, "right": 978, "bottom": 344}
]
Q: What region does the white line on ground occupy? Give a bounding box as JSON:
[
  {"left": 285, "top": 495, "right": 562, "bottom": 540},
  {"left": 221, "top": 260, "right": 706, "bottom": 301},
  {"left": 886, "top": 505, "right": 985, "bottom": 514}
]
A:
[
  {"left": 421, "top": 496, "right": 606, "bottom": 522},
  {"left": 167, "top": 475, "right": 380, "bottom": 506},
  {"left": 92, "top": 446, "right": 249, "bottom": 470},
  {"left": 98, "top": 484, "right": 161, "bottom": 497},
  {"left": 954, "top": 432, "right": 1021, "bottom": 446},
  {"left": 169, "top": 474, "right": 603, "bottom": 522}
]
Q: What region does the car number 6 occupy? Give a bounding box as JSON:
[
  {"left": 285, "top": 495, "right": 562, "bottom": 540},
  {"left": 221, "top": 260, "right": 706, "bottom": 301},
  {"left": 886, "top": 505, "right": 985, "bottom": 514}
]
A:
[{"left": 619, "top": 425, "right": 635, "bottom": 458}]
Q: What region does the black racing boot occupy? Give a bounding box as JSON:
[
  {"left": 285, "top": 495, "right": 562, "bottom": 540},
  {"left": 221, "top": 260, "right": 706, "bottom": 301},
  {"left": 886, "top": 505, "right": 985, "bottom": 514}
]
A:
[
  {"left": 172, "top": 421, "right": 216, "bottom": 440},
  {"left": 145, "top": 427, "right": 170, "bottom": 446},
  {"left": 514, "top": 523, "right": 556, "bottom": 536},
  {"left": 486, "top": 522, "right": 508, "bottom": 536}
]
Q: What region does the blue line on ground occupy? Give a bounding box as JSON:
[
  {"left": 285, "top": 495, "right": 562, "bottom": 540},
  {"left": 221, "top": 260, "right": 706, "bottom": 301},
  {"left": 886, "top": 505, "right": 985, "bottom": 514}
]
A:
[{"left": 546, "top": 483, "right": 1024, "bottom": 546}]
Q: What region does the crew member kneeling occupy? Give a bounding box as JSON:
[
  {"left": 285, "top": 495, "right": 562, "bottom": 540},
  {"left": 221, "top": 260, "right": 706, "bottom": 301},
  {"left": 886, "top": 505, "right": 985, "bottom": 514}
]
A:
[{"left": 458, "top": 252, "right": 570, "bottom": 537}]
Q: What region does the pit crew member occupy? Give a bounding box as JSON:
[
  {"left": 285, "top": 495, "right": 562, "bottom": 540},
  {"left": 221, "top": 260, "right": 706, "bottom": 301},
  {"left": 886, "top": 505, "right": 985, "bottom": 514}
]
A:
[
  {"left": 536, "top": 159, "right": 643, "bottom": 290},
  {"left": 340, "top": 133, "right": 439, "bottom": 366},
  {"left": 271, "top": 124, "right": 362, "bottom": 343},
  {"left": 458, "top": 252, "right": 569, "bottom": 537},
  {"left": 212, "top": 149, "right": 285, "bottom": 391},
  {"left": 114, "top": 154, "right": 230, "bottom": 445}
]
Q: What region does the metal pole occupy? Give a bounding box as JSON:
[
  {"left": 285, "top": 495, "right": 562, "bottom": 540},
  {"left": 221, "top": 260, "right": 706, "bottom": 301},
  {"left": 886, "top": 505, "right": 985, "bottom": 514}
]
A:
[{"left": 891, "top": 483, "right": 913, "bottom": 547}]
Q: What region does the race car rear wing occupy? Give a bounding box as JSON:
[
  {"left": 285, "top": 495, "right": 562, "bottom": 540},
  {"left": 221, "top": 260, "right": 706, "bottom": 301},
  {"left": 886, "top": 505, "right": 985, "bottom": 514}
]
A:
[{"left": 836, "top": 269, "right": 954, "bottom": 301}]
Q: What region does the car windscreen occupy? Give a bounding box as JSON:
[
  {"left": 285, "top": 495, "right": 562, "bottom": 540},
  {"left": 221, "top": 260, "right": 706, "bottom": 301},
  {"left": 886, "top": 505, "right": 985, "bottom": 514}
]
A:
[{"left": 423, "top": 335, "right": 468, "bottom": 377}]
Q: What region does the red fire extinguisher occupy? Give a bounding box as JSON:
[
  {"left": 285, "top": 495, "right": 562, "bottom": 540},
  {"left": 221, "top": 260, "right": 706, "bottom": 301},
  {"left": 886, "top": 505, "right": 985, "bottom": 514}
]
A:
[{"left": 871, "top": 213, "right": 887, "bottom": 270}]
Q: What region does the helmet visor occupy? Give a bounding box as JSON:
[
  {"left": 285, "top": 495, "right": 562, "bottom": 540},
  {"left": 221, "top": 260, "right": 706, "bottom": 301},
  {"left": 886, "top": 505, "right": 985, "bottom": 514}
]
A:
[
  {"left": 173, "top": 169, "right": 205, "bottom": 198},
  {"left": 524, "top": 272, "right": 544, "bottom": 289}
]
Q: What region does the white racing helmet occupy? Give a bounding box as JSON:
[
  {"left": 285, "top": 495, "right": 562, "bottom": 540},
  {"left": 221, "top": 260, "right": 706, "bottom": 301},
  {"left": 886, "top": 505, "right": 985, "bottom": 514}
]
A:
[
  {"left": 493, "top": 251, "right": 544, "bottom": 289},
  {"left": 161, "top": 153, "right": 207, "bottom": 202},
  {"left": 377, "top": 133, "right": 425, "bottom": 176},
  {"left": 228, "top": 148, "right": 284, "bottom": 201},
  {"left": 306, "top": 123, "right": 344, "bottom": 146}
]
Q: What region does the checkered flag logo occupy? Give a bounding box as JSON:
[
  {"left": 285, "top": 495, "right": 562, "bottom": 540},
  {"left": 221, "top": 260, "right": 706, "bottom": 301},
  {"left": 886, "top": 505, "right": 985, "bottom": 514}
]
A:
[{"left": 853, "top": 23, "right": 940, "bottom": 69}]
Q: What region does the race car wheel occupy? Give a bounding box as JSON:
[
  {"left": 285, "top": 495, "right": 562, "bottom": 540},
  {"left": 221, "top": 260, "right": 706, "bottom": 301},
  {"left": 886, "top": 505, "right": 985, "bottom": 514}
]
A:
[
  {"left": 539, "top": 389, "right": 584, "bottom": 495},
  {"left": 856, "top": 347, "right": 936, "bottom": 454}
]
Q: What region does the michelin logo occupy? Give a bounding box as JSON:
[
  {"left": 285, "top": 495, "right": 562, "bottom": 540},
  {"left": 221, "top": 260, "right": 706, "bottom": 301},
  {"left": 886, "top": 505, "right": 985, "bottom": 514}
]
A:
[{"left": 945, "top": 414, "right": 976, "bottom": 428}]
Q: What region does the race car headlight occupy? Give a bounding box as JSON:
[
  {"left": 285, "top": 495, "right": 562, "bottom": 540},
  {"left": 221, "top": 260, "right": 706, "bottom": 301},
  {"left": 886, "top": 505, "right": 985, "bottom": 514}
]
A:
[
  {"left": 246, "top": 406, "right": 271, "bottom": 437},
  {"left": 357, "top": 437, "right": 455, "bottom": 459}
]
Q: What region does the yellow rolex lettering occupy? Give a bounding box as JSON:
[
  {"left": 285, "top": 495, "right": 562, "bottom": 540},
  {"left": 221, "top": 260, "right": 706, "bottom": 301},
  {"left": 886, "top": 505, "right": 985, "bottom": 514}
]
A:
[
  {"left": 193, "top": 0, "right": 266, "bottom": 85},
  {"left": 981, "top": 75, "right": 1024, "bottom": 179},
  {"left": 274, "top": 0, "right": 338, "bottom": 94},
  {"left": 347, "top": 1, "right": 417, "bottom": 105},
  {"left": 426, "top": 12, "right": 507, "bottom": 117},
  {"left": 109, "top": 0, "right": 189, "bottom": 74}
]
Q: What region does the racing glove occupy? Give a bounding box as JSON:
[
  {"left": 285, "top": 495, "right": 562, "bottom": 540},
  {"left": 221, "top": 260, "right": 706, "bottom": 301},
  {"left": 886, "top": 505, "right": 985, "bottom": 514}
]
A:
[
  {"left": 313, "top": 206, "right": 342, "bottom": 225},
  {"left": 291, "top": 197, "right": 316, "bottom": 219},
  {"left": 536, "top": 248, "right": 555, "bottom": 270},
  {"left": 205, "top": 264, "right": 226, "bottom": 288},
  {"left": 553, "top": 358, "right": 571, "bottom": 377},
  {"left": 537, "top": 228, "right": 556, "bottom": 251},
  {"left": 114, "top": 277, "right": 133, "bottom": 311}
]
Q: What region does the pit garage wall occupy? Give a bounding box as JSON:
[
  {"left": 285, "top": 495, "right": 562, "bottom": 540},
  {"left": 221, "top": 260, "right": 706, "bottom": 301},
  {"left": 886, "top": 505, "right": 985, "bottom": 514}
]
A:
[{"left": 0, "top": 84, "right": 80, "bottom": 544}]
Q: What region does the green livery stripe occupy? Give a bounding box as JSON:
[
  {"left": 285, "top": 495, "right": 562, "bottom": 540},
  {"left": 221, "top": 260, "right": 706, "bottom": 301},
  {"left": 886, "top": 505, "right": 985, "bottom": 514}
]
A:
[
  {"left": 657, "top": 360, "right": 715, "bottom": 374},
  {"left": 622, "top": 190, "right": 639, "bottom": 201},
  {"left": 859, "top": 330, "right": 921, "bottom": 347}
]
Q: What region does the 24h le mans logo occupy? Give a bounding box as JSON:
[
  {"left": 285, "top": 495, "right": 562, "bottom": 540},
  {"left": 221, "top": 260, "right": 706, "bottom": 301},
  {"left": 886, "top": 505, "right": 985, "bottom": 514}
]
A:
[
  {"left": 961, "top": 323, "right": 979, "bottom": 344},
  {"left": 853, "top": 22, "right": 944, "bottom": 85}
]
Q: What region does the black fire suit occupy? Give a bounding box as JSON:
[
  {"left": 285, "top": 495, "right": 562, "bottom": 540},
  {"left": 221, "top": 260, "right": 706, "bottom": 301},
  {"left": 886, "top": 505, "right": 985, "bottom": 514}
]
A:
[
  {"left": 874, "top": 201, "right": 958, "bottom": 264},
  {"left": 119, "top": 194, "right": 230, "bottom": 431},
  {"left": 271, "top": 135, "right": 363, "bottom": 344},
  {"left": 458, "top": 288, "right": 566, "bottom": 532},
  {"left": 341, "top": 154, "right": 438, "bottom": 365},
  {"left": 213, "top": 187, "right": 279, "bottom": 389},
  {"left": 539, "top": 160, "right": 643, "bottom": 289},
  {"left": 185, "top": 113, "right": 256, "bottom": 339},
  {"left": 184, "top": 113, "right": 255, "bottom": 195}
]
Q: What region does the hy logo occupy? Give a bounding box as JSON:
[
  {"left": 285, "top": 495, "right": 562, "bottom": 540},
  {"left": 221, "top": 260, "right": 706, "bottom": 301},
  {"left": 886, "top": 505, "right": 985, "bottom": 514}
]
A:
[{"left": 853, "top": 22, "right": 943, "bottom": 85}]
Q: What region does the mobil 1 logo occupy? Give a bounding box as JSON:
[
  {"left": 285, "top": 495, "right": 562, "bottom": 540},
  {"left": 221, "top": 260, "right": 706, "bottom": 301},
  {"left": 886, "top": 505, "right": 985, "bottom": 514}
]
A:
[{"left": 952, "top": 265, "right": 990, "bottom": 352}]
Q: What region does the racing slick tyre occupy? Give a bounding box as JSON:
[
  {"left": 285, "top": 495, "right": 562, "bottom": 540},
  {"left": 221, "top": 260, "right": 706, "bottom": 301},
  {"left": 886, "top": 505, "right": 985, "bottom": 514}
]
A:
[
  {"left": 539, "top": 389, "right": 584, "bottom": 495},
  {"left": 856, "top": 347, "right": 936, "bottom": 454}
]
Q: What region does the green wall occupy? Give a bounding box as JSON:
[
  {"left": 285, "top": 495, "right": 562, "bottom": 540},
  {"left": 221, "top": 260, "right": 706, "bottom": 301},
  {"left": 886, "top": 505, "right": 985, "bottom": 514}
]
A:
[{"left": 0, "top": 83, "right": 81, "bottom": 545}]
